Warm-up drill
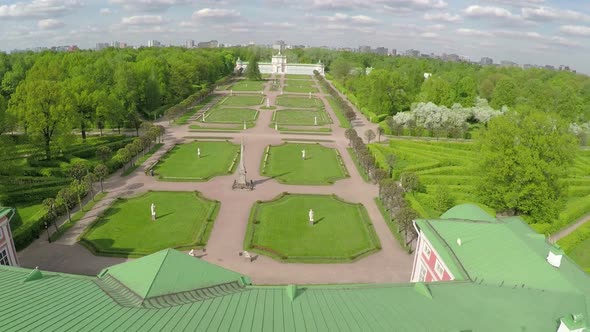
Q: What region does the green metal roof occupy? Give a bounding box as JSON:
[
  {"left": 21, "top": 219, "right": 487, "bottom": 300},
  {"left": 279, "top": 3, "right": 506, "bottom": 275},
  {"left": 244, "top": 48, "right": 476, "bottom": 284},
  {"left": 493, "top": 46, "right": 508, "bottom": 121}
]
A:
[
  {"left": 439, "top": 204, "right": 496, "bottom": 222},
  {"left": 97, "top": 249, "right": 248, "bottom": 307},
  {"left": 0, "top": 264, "right": 586, "bottom": 332},
  {"left": 416, "top": 217, "right": 590, "bottom": 294},
  {"left": 0, "top": 207, "right": 14, "bottom": 219}
]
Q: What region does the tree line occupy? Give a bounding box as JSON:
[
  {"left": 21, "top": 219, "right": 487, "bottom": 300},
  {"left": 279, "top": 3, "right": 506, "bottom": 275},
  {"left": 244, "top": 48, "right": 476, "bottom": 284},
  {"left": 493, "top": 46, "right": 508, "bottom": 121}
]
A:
[{"left": 0, "top": 47, "right": 237, "bottom": 159}]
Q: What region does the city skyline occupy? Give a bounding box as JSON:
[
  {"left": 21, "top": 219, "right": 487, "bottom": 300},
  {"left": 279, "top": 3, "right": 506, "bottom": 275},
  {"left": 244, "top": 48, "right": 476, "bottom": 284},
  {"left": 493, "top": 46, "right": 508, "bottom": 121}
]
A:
[{"left": 1, "top": 0, "right": 590, "bottom": 73}]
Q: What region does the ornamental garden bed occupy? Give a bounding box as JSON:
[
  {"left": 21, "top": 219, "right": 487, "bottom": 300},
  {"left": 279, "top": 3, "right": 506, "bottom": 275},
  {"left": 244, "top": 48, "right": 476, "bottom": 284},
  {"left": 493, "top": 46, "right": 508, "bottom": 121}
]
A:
[{"left": 244, "top": 193, "right": 381, "bottom": 263}]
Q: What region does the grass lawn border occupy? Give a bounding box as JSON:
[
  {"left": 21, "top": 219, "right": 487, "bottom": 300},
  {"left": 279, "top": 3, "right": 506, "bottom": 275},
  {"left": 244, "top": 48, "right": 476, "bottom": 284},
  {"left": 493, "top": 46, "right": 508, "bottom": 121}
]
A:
[
  {"left": 374, "top": 197, "right": 411, "bottom": 253},
  {"left": 261, "top": 143, "right": 349, "bottom": 185},
  {"left": 326, "top": 96, "right": 351, "bottom": 129},
  {"left": 156, "top": 140, "right": 240, "bottom": 182},
  {"left": 78, "top": 190, "right": 220, "bottom": 258},
  {"left": 218, "top": 94, "right": 265, "bottom": 107},
  {"left": 203, "top": 108, "right": 259, "bottom": 124},
  {"left": 243, "top": 193, "right": 381, "bottom": 263}
]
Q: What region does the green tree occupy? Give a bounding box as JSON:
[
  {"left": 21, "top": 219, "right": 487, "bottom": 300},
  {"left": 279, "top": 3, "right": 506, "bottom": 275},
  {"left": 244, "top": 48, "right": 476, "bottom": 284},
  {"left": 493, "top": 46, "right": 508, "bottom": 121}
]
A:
[
  {"left": 245, "top": 55, "right": 262, "bottom": 81},
  {"left": 9, "top": 72, "right": 72, "bottom": 159},
  {"left": 476, "top": 110, "right": 577, "bottom": 224},
  {"left": 42, "top": 198, "right": 59, "bottom": 231},
  {"left": 94, "top": 163, "right": 109, "bottom": 192},
  {"left": 400, "top": 172, "right": 423, "bottom": 193},
  {"left": 96, "top": 146, "right": 112, "bottom": 163},
  {"left": 56, "top": 187, "right": 75, "bottom": 222},
  {"left": 490, "top": 78, "right": 517, "bottom": 109},
  {"left": 68, "top": 161, "right": 88, "bottom": 183},
  {"left": 433, "top": 185, "right": 455, "bottom": 212}
]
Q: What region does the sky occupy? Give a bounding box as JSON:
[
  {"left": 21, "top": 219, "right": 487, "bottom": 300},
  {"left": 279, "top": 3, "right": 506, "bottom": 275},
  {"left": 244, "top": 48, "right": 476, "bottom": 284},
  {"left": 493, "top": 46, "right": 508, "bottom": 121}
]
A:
[{"left": 1, "top": 0, "right": 590, "bottom": 73}]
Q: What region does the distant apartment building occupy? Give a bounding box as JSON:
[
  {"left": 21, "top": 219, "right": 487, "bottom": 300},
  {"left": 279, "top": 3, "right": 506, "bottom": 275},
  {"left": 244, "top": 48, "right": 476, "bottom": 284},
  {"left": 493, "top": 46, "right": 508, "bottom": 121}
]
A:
[
  {"left": 389, "top": 49, "right": 397, "bottom": 56},
  {"left": 559, "top": 65, "right": 571, "bottom": 71},
  {"left": 185, "top": 40, "right": 195, "bottom": 48},
  {"left": 359, "top": 45, "right": 371, "bottom": 53},
  {"left": 480, "top": 57, "right": 493, "bottom": 65},
  {"left": 442, "top": 53, "right": 461, "bottom": 62},
  {"left": 197, "top": 40, "right": 219, "bottom": 48},
  {"left": 95, "top": 42, "right": 109, "bottom": 51},
  {"left": 0, "top": 208, "right": 18, "bottom": 267},
  {"left": 500, "top": 60, "right": 519, "bottom": 67},
  {"left": 405, "top": 49, "right": 420, "bottom": 57},
  {"left": 373, "top": 47, "right": 388, "bottom": 56},
  {"left": 147, "top": 40, "right": 161, "bottom": 48}
]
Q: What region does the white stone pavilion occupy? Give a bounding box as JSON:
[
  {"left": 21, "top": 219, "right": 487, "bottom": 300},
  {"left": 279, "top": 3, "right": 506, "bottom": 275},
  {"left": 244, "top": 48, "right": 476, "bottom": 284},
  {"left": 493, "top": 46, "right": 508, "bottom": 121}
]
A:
[{"left": 235, "top": 52, "right": 325, "bottom": 76}]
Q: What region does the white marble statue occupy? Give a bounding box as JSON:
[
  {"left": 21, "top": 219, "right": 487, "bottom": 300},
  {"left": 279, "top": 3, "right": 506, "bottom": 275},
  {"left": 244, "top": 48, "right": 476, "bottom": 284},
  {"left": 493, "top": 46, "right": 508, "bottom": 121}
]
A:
[
  {"left": 309, "top": 209, "right": 314, "bottom": 225},
  {"left": 301, "top": 149, "right": 306, "bottom": 160},
  {"left": 197, "top": 147, "right": 201, "bottom": 158},
  {"left": 266, "top": 98, "right": 270, "bottom": 108},
  {"left": 151, "top": 203, "right": 156, "bottom": 221},
  {"left": 309, "top": 92, "right": 312, "bottom": 99},
  {"left": 314, "top": 116, "right": 318, "bottom": 126}
]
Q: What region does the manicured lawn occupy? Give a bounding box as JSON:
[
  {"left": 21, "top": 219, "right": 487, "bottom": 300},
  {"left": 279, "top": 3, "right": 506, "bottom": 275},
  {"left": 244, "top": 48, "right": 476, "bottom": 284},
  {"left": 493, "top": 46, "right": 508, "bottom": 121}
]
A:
[
  {"left": 50, "top": 192, "right": 108, "bottom": 242},
  {"left": 326, "top": 96, "right": 351, "bottom": 129},
  {"left": 283, "top": 85, "right": 319, "bottom": 93},
  {"left": 276, "top": 96, "right": 322, "bottom": 108},
  {"left": 262, "top": 143, "right": 348, "bottom": 185},
  {"left": 284, "top": 79, "right": 315, "bottom": 87},
  {"left": 204, "top": 108, "right": 258, "bottom": 123},
  {"left": 285, "top": 74, "right": 313, "bottom": 79},
  {"left": 80, "top": 191, "right": 219, "bottom": 257},
  {"left": 219, "top": 95, "right": 263, "bottom": 107},
  {"left": 245, "top": 194, "right": 380, "bottom": 262},
  {"left": 154, "top": 141, "right": 239, "bottom": 181},
  {"left": 274, "top": 109, "right": 331, "bottom": 126},
  {"left": 231, "top": 80, "right": 266, "bottom": 92},
  {"left": 15, "top": 203, "right": 46, "bottom": 224}
]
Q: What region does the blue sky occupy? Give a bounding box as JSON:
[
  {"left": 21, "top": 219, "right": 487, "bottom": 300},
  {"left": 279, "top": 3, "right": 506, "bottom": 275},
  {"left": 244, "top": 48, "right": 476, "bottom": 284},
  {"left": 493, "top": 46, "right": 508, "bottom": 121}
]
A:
[{"left": 1, "top": 0, "right": 590, "bottom": 73}]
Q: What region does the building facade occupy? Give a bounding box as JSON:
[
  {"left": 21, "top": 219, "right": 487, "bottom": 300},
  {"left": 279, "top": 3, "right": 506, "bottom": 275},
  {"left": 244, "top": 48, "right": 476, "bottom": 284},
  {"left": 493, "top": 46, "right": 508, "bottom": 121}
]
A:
[
  {"left": 410, "top": 230, "right": 454, "bottom": 282},
  {"left": 0, "top": 208, "right": 18, "bottom": 267},
  {"left": 236, "top": 53, "right": 325, "bottom": 76}
]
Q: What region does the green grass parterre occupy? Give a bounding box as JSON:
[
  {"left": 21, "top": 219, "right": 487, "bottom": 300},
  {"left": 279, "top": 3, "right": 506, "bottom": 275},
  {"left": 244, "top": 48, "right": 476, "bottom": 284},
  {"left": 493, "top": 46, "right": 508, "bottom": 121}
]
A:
[
  {"left": 262, "top": 143, "right": 348, "bottom": 185},
  {"left": 219, "top": 95, "right": 264, "bottom": 107},
  {"left": 230, "top": 80, "right": 266, "bottom": 92},
  {"left": 79, "top": 191, "right": 219, "bottom": 257},
  {"left": 273, "top": 109, "right": 331, "bottom": 126},
  {"left": 203, "top": 108, "right": 258, "bottom": 124},
  {"left": 154, "top": 141, "right": 239, "bottom": 181},
  {"left": 244, "top": 193, "right": 381, "bottom": 263},
  {"left": 275, "top": 95, "right": 322, "bottom": 109}
]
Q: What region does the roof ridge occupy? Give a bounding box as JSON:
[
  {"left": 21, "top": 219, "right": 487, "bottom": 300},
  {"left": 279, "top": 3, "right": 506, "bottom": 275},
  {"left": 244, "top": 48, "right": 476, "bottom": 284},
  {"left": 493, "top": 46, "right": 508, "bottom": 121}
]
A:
[
  {"left": 142, "top": 249, "right": 171, "bottom": 301},
  {"left": 421, "top": 220, "right": 472, "bottom": 281}
]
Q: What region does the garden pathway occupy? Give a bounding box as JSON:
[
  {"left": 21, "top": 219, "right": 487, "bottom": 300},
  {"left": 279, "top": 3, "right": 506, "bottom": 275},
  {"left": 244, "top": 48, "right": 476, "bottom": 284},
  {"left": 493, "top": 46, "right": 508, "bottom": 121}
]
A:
[
  {"left": 18, "top": 74, "right": 413, "bottom": 285},
  {"left": 551, "top": 214, "right": 590, "bottom": 241}
]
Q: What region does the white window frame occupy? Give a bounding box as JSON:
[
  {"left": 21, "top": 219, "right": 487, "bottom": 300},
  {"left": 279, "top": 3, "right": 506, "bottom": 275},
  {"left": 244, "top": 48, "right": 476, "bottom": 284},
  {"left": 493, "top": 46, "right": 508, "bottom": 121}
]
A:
[
  {"left": 423, "top": 244, "right": 431, "bottom": 259},
  {"left": 434, "top": 260, "right": 444, "bottom": 278},
  {"left": 0, "top": 227, "right": 3, "bottom": 240},
  {"left": 418, "top": 264, "right": 427, "bottom": 282},
  {"left": 0, "top": 249, "right": 9, "bottom": 266}
]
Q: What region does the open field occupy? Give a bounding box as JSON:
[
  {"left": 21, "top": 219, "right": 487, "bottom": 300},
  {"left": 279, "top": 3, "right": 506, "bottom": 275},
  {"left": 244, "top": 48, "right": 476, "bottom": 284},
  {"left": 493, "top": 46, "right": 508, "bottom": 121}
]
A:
[
  {"left": 230, "top": 80, "right": 266, "bottom": 92},
  {"left": 262, "top": 143, "right": 348, "bottom": 185},
  {"left": 79, "top": 191, "right": 219, "bottom": 257},
  {"left": 244, "top": 193, "right": 380, "bottom": 263},
  {"left": 273, "top": 109, "right": 331, "bottom": 126},
  {"left": 204, "top": 108, "right": 258, "bottom": 124},
  {"left": 219, "top": 95, "right": 264, "bottom": 107},
  {"left": 275, "top": 96, "right": 322, "bottom": 108},
  {"left": 154, "top": 141, "right": 239, "bottom": 181},
  {"left": 368, "top": 139, "right": 590, "bottom": 235}
]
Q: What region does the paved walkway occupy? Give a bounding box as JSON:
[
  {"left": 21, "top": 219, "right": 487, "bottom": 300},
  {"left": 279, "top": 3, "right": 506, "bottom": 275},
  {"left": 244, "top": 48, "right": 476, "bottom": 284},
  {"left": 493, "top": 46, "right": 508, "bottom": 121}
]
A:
[{"left": 18, "top": 75, "right": 413, "bottom": 285}]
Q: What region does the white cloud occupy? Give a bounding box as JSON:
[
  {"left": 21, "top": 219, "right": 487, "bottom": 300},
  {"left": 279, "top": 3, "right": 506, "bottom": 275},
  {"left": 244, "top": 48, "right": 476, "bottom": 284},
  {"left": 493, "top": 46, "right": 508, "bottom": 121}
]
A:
[
  {"left": 38, "top": 18, "right": 64, "bottom": 30},
  {"left": 0, "top": 0, "right": 82, "bottom": 18},
  {"left": 420, "top": 32, "right": 438, "bottom": 38},
  {"left": 456, "top": 28, "right": 493, "bottom": 37},
  {"left": 424, "top": 12, "right": 460, "bottom": 22},
  {"left": 521, "top": 7, "right": 590, "bottom": 23},
  {"left": 109, "top": 0, "right": 190, "bottom": 11},
  {"left": 560, "top": 25, "right": 590, "bottom": 37},
  {"left": 100, "top": 8, "right": 112, "bottom": 15},
  {"left": 380, "top": 0, "right": 447, "bottom": 10},
  {"left": 464, "top": 5, "right": 529, "bottom": 25},
  {"left": 121, "top": 15, "right": 168, "bottom": 25},
  {"left": 316, "top": 13, "right": 379, "bottom": 25},
  {"left": 486, "top": 0, "right": 544, "bottom": 6},
  {"left": 192, "top": 8, "right": 240, "bottom": 20}
]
